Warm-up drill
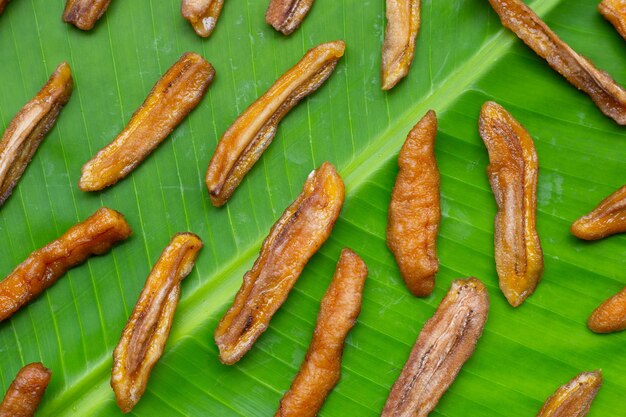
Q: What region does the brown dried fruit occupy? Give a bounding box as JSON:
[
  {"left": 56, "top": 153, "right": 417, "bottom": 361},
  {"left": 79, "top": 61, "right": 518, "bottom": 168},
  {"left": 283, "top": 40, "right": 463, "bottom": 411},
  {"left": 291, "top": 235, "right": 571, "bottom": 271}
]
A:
[
  {"left": 275, "top": 249, "right": 367, "bottom": 417},
  {"left": 387, "top": 110, "right": 439, "bottom": 297},
  {"left": 0, "top": 62, "right": 72, "bottom": 207},
  {"left": 537, "top": 371, "right": 602, "bottom": 417},
  {"left": 381, "top": 0, "right": 420, "bottom": 90},
  {"left": 112, "top": 233, "right": 203, "bottom": 413},
  {"left": 266, "top": 0, "right": 315, "bottom": 35},
  {"left": 488, "top": 0, "right": 626, "bottom": 125},
  {"left": 79, "top": 53, "right": 215, "bottom": 192},
  {"left": 599, "top": 0, "right": 626, "bottom": 41},
  {"left": 0, "top": 207, "right": 131, "bottom": 322},
  {"left": 0, "top": 363, "right": 51, "bottom": 417},
  {"left": 205, "top": 41, "right": 345, "bottom": 207},
  {"left": 181, "top": 0, "right": 224, "bottom": 38},
  {"left": 0, "top": 0, "right": 9, "bottom": 14},
  {"left": 588, "top": 286, "right": 626, "bottom": 333},
  {"left": 215, "top": 162, "right": 345, "bottom": 364},
  {"left": 571, "top": 185, "right": 626, "bottom": 240},
  {"left": 63, "top": 0, "right": 112, "bottom": 30},
  {"left": 479, "top": 101, "right": 543, "bottom": 307},
  {"left": 381, "top": 277, "right": 489, "bottom": 417}
]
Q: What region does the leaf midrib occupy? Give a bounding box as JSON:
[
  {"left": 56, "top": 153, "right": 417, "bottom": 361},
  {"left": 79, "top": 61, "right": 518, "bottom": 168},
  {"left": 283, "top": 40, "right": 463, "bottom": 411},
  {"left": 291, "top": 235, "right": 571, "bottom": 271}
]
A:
[{"left": 41, "top": 0, "right": 563, "bottom": 413}]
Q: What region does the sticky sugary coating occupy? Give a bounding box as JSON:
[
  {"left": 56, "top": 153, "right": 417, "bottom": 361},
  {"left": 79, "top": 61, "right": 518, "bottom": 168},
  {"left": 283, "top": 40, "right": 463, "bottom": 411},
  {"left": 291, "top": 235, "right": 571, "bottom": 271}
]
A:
[{"left": 0, "top": 363, "right": 51, "bottom": 417}]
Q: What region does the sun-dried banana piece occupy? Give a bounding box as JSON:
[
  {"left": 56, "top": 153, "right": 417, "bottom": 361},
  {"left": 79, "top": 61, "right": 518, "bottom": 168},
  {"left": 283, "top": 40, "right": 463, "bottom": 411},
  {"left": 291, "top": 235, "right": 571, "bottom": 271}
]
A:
[
  {"left": 181, "top": 0, "right": 224, "bottom": 37},
  {"left": 537, "top": 371, "right": 602, "bottom": 417},
  {"left": 571, "top": 185, "right": 626, "bottom": 240},
  {"left": 382, "top": 278, "right": 489, "bottom": 417},
  {"left": 0, "top": 363, "right": 51, "bottom": 417},
  {"left": 0, "top": 207, "right": 131, "bottom": 322},
  {"left": 489, "top": 0, "right": 626, "bottom": 125},
  {"left": 79, "top": 53, "right": 215, "bottom": 192},
  {"left": 205, "top": 41, "right": 345, "bottom": 207},
  {"left": 112, "top": 233, "right": 203, "bottom": 413},
  {"left": 599, "top": 0, "right": 626, "bottom": 41},
  {"left": 381, "top": 0, "right": 420, "bottom": 90},
  {"left": 479, "top": 101, "right": 543, "bottom": 307},
  {"left": 275, "top": 249, "right": 367, "bottom": 417},
  {"left": 266, "top": 0, "right": 315, "bottom": 35},
  {"left": 0, "top": 62, "right": 72, "bottom": 207},
  {"left": 215, "top": 162, "right": 344, "bottom": 365},
  {"left": 588, "top": 285, "right": 626, "bottom": 333},
  {"left": 63, "top": 0, "right": 112, "bottom": 30},
  {"left": 387, "top": 110, "right": 439, "bottom": 297}
]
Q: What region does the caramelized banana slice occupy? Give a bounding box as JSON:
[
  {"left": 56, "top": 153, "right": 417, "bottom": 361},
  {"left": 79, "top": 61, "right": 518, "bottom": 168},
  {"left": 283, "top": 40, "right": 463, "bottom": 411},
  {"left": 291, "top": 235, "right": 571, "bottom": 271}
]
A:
[
  {"left": 0, "top": 363, "right": 51, "bottom": 417},
  {"left": 381, "top": 0, "right": 420, "bottom": 90},
  {"left": 266, "top": 0, "right": 315, "bottom": 35},
  {"left": 0, "top": 63, "right": 72, "bottom": 207},
  {"left": 571, "top": 185, "right": 626, "bottom": 240},
  {"left": 387, "top": 110, "right": 440, "bottom": 297},
  {"left": 181, "top": 0, "right": 224, "bottom": 37},
  {"left": 489, "top": 0, "right": 626, "bottom": 124},
  {"left": 205, "top": 41, "right": 345, "bottom": 207},
  {"left": 382, "top": 278, "right": 489, "bottom": 417},
  {"left": 479, "top": 101, "right": 543, "bottom": 307},
  {"left": 588, "top": 285, "right": 626, "bottom": 333},
  {"left": 537, "top": 371, "right": 602, "bottom": 417},
  {"left": 215, "top": 162, "right": 344, "bottom": 364},
  {"left": 599, "top": 0, "right": 626, "bottom": 41},
  {"left": 275, "top": 249, "right": 367, "bottom": 417},
  {"left": 79, "top": 53, "right": 215, "bottom": 191},
  {"left": 112, "top": 233, "right": 203, "bottom": 413},
  {"left": 63, "top": 0, "right": 112, "bottom": 30},
  {"left": 0, "top": 207, "right": 131, "bottom": 321}
]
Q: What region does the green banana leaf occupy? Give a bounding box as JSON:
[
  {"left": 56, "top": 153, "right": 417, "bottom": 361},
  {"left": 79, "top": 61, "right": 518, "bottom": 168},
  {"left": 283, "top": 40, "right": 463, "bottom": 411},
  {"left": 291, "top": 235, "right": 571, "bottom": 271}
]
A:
[{"left": 1, "top": 0, "right": 625, "bottom": 415}]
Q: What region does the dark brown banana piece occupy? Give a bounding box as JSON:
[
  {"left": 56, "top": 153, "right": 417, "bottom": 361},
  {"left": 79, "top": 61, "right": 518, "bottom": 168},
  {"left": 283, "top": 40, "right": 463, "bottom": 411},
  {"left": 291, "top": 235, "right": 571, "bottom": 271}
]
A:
[
  {"left": 181, "top": 0, "right": 224, "bottom": 38},
  {"left": 112, "top": 233, "right": 203, "bottom": 413},
  {"left": 489, "top": 0, "right": 626, "bottom": 124},
  {"left": 205, "top": 41, "right": 345, "bottom": 207},
  {"left": 63, "top": 0, "right": 112, "bottom": 30},
  {"left": 381, "top": 0, "right": 420, "bottom": 90},
  {"left": 0, "top": 207, "right": 132, "bottom": 321},
  {"left": 571, "top": 185, "right": 626, "bottom": 240},
  {"left": 536, "top": 371, "right": 602, "bottom": 417},
  {"left": 0, "top": 0, "right": 9, "bottom": 14},
  {"left": 266, "top": 0, "right": 315, "bottom": 35},
  {"left": 387, "top": 110, "right": 440, "bottom": 297},
  {"left": 0, "top": 363, "right": 51, "bottom": 417},
  {"left": 215, "top": 162, "right": 345, "bottom": 364},
  {"left": 0, "top": 62, "right": 72, "bottom": 207},
  {"left": 479, "top": 101, "right": 543, "bottom": 307},
  {"left": 275, "top": 249, "right": 367, "bottom": 417},
  {"left": 382, "top": 278, "right": 489, "bottom": 417},
  {"left": 79, "top": 53, "right": 215, "bottom": 191}
]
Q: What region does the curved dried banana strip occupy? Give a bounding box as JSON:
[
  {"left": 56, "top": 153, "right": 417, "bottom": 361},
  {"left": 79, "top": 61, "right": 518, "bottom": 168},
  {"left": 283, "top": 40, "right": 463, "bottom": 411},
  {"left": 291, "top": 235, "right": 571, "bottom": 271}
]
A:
[
  {"left": 63, "top": 0, "right": 112, "bottom": 30},
  {"left": 599, "top": 0, "right": 626, "bottom": 41},
  {"left": 112, "top": 233, "right": 203, "bottom": 413},
  {"left": 536, "top": 371, "right": 602, "bottom": 417},
  {"left": 275, "top": 249, "right": 367, "bottom": 417},
  {"left": 387, "top": 110, "right": 439, "bottom": 297},
  {"left": 0, "top": 62, "right": 72, "bottom": 207},
  {"left": 266, "top": 0, "right": 315, "bottom": 35},
  {"left": 382, "top": 278, "right": 489, "bottom": 417},
  {"left": 588, "top": 285, "right": 626, "bottom": 333},
  {"left": 215, "top": 162, "right": 344, "bottom": 364},
  {"left": 479, "top": 101, "right": 543, "bottom": 307},
  {"left": 205, "top": 41, "right": 345, "bottom": 207},
  {"left": 489, "top": 0, "right": 626, "bottom": 125},
  {"left": 79, "top": 53, "right": 215, "bottom": 191},
  {"left": 0, "top": 207, "right": 131, "bottom": 321},
  {"left": 571, "top": 185, "right": 626, "bottom": 240},
  {"left": 0, "top": 363, "right": 51, "bottom": 417},
  {"left": 381, "top": 0, "right": 420, "bottom": 90},
  {"left": 181, "top": 0, "right": 224, "bottom": 38}
]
